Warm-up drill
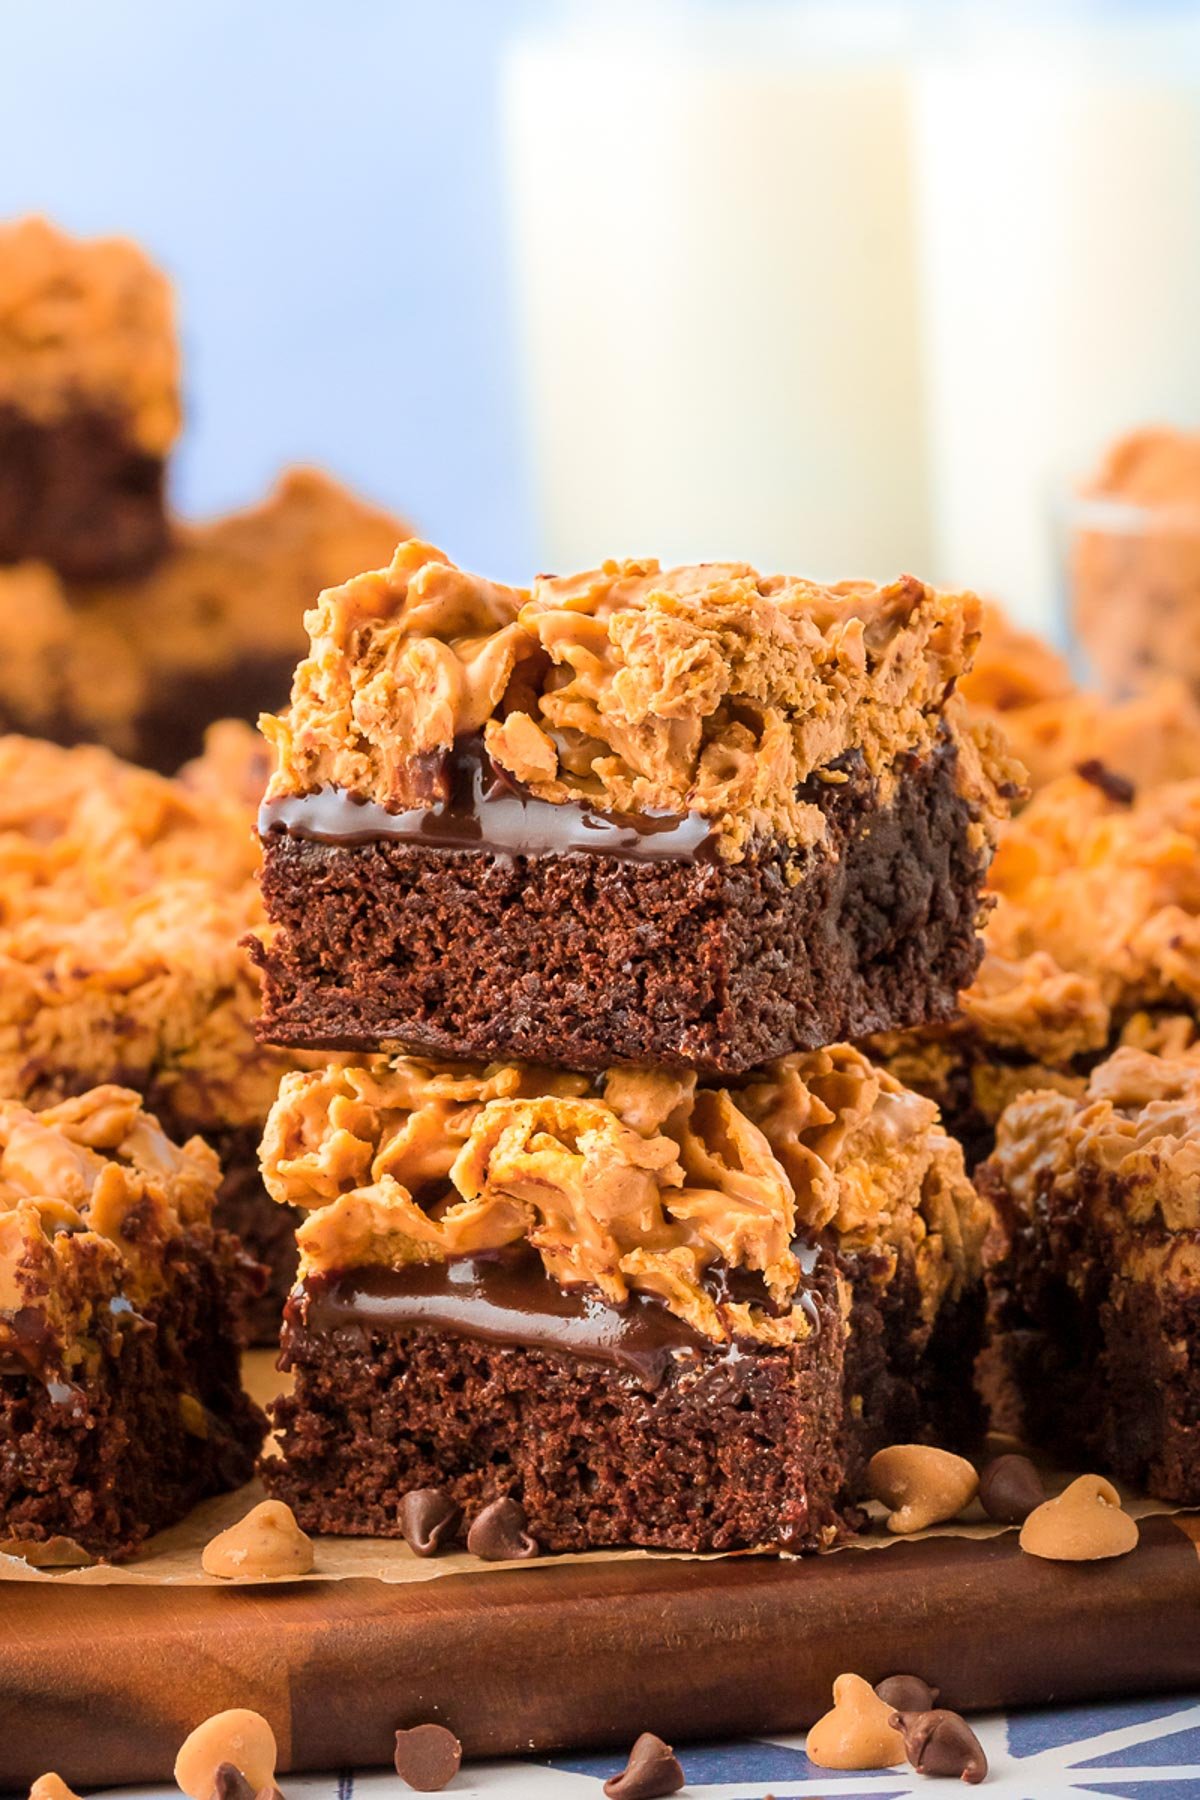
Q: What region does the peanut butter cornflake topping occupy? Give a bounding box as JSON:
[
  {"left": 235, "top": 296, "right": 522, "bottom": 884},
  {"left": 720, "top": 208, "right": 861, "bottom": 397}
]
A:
[
  {"left": 0, "top": 1085, "right": 222, "bottom": 1367},
  {"left": 261, "top": 1046, "right": 989, "bottom": 1345},
  {"left": 261, "top": 542, "right": 1014, "bottom": 861},
  {"left": 0, "top": 217, "right": 180, "bottom": 454}
]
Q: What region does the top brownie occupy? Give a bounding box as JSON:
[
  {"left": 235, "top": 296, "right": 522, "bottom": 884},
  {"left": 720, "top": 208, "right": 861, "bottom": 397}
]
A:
[
  {"left": 0, "top": 217, "right": 179, "bottom": 579},
  {"left": 254, "top": 543, "right": 1017, "bottom": 1073}
]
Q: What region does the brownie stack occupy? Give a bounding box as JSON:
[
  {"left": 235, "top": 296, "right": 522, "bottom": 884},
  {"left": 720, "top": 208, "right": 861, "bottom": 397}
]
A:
[{"left": 252, "top": 542, "right": 1015, "bottom": 1552}]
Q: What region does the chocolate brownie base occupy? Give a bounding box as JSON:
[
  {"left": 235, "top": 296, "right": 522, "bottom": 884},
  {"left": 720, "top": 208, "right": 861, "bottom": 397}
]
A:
[
  {"left": 0, "top": 1232, "right": 266, "bottom": 1560},
  {"left": 0, "top": 403, "right": 169, "bottom": 581},
  {"left": 209, "top": 1124, "right": 299, "bottom": 1343},
  {"left": 265, "top": 1264, "right": 848, "bottom": 1553},
  {"left": 254, "top": 740, "right": 987, "bottom": 1075},
  {"left": 135, "top": 652, "right": 296, "bottom": 775},
  {"left": 978, "top": 1161, "right": 1200, "bottom": 1503},
  {"left": 841, "top": 1248, "right": 987, "bottom": 1489}
]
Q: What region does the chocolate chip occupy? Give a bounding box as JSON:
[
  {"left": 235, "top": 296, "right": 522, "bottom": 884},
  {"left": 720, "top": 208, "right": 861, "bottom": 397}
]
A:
[
  {"left": 603, "top": 1732, "right": 685, "bottom": 1798},
  {"left": 211, "top": 1767, "right": 255, "bottom": 1800},
  {"left": 979, "top": 1452, "right": 1045, "bottom": 1525},
  {"left": 874, "top": 1674, "right": 939, "bottom": 1713},
  {"left": 399, "top": 1488, "right": 462, "bottom": 1558},
  {"left": 890, "top": 1709, "right": 988, "bottom": 1784},
  {"left": 1075, "top": 758, "right": 1135, "bottom": 804},
  {"left": 393, "top": 1723, "right": 463, "bottom": 1792},
  {"left": 465, "top": 1496, "right": 539, "bottom": 1561}
]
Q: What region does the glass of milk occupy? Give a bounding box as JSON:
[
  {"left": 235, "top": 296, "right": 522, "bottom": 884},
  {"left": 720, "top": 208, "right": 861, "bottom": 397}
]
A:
[
  {"left": 912, "top": 7, "right": 1200, "bottom": 633},
  {"left": 502, "top": 0, "right": 930, "bottom": 582}
]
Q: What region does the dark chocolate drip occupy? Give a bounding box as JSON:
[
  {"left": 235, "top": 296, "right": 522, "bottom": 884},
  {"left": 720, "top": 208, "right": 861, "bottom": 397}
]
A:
[
  {"left": 295, "top": 1247, "right": 820, "bottom": 1389},
  {"left": 258, "top": 733, "right": 719, "bottom": 864}
]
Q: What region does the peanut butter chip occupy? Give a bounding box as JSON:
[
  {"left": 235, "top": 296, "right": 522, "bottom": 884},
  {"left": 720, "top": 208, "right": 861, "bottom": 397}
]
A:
[
  {"left": 29, "top": 1776, "right": 81, "bottom": 1800},
  {"left": 202, "top": 1501, "right": 314, "bottom": 1580},
  {"left": 1019, "top": 1474, "right": 1140, "bottom": 1562},
  {"left": 867, "top": 1445, "right": 979, "bottom": 1534},
  {"left": 806, "top": 1673, "right": 906, "bottom": 1770},
  {"left": 175, "top": 1709, "right": 277, "bottom": 1799}
]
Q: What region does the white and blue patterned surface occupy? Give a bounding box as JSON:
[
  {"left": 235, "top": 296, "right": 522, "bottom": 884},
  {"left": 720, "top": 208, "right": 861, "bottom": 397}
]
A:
[{"left": 101, "top": 1696, "right": 1200, "bottom": 1800}]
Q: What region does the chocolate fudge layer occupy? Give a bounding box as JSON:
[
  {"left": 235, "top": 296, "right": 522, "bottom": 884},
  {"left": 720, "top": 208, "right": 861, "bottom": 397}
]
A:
[
  {"left": 0, "top": 218, "right": 178, "bottom": 580},
  {"left": 0, "top": 733, "right": 302, "bottom": 1337},
  {"left": 0, "top": 469, "right": 406, "bottom": 773},
  {"left": 0, "top": 1085, "right": 266, "bottom": 1560},
  {"left": 871, "top": 765, "right": 1200, "bottom": 1163},
  {"left": 255, "top": 544, "right": 1017, "bottom": 1073},
  {"left": 979, "top": 1047, "right": 1200, "bottom": 1504},
  {"left": 260, "top": 1046, "right": 990, "bottom": 1551}
]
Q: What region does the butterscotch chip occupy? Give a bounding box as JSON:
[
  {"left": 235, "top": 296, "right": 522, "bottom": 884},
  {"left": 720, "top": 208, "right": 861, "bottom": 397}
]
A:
[
  {"left": 1019, "top": 1475, "right": 1139, "bottom": 1562},
  {"left": 202, "top": 1500, "right": 314, "bottom": 1580},
  {"left": 175, "top": 1709, "right": 277, "bottom": 1799},
  {"left": 29, "top": 1776, "right": 81, "bottom": 1800},
  {"left": 867, "top": 1445, "right": 979, "bottom": 1534},
  {"left": 806, "top": 1672, "right": 906, "bottom": 1770}
]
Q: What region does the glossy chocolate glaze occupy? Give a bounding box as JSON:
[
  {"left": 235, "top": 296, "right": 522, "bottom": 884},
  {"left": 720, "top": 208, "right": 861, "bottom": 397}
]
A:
[
  {"left": 258, "top": 733, "right": 719, "bottom": 864},
  {"left": 293, "top": 1248, "right": 822, "bottom": 1389}
]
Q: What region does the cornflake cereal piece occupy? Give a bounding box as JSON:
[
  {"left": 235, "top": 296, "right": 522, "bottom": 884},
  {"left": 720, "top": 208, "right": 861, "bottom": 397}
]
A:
[
  {"left": 1019, "top": 1475, "right": 1139, "bottom": 1562},
  {"left": 806, "top": 1673, "right": 906, "bottom": 1770},
  {"left": 175, "top": 1710, "right": 277, "bottom": 1799},
  {"left": 867, "top": 1445, "right": 979, "bottom": 1534},
  {"left": 201, "top": 1500, "right": 314, "bottom": 1580}
]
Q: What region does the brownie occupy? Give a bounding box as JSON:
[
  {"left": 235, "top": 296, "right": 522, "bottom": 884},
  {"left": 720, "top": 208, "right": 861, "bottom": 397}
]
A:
[
  {"left": 0, "top": 469, "right": 406, "bottom": 773},
  {"left": 0, "top": 218, "right": 178, "bottom": 581},
  {"left": 0, "top": 732, "right": 301, "bottom": 1338},
  {"left": 254, "top": 545, "right": 1016, "bottom": 1074},
  {"left": 871, "top": 764, "right": 1200, "bottom": 1163},
  {"left": 0, "top": 1085, "right": 266, "bottom": 1560},
  {"left": 258, "top": 1045, "right": 992, "bottom": 1551},
  {"left": 979, "top": 1047, "right": 1200, "bottom": 1504}
]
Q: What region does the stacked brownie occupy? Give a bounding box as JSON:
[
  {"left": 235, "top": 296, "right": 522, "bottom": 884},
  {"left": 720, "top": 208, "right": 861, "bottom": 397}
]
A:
[
  {"left": 0, "top": 218, "right": 407, "bottom": 770},
  {"left": 253, "top": 543, "right": 1014, "bottom": 1552}
]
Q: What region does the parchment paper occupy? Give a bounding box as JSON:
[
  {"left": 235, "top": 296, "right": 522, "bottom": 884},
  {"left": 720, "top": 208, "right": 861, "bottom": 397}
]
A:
[{"left": 1, "top": 1350, "right": 1189, "bottom": 1586}]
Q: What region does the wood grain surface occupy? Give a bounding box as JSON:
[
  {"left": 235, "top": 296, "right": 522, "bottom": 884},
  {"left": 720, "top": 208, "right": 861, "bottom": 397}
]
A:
[{"left": 2, "top": 1513, "right": 1198, "bottom": 1787}]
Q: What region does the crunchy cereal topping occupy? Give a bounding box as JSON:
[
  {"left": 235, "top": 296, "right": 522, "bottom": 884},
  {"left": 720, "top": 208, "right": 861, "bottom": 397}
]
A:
[
  {"left": 988, "top": 1046, "right": 1200, "bottom": 1235},
  {"left": 0, "top": 1085, "right": 222, "bottom": 1368},
  {"left": 261, "top": 1046, "right": 989, "bottom": 1346},
  {"left": 0, "top": 734, "right": 291, "bottom": 1133},
  {"left": 261, "top": 543, "right": 1008, "bottom": 861},
  {"left": 0, "top": 217, "right": 179, "bottom": 453}
]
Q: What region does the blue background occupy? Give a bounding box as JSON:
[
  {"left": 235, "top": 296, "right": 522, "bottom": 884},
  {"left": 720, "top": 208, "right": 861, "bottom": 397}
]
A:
[{"left": 0, "top": 0, "right": 544, "bottom": 579}]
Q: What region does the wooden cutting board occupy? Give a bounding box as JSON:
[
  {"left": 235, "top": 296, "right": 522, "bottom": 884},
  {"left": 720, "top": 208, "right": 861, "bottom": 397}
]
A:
[{"left": 1, "top": 1512, "right": 1198, "bottom": 1786}]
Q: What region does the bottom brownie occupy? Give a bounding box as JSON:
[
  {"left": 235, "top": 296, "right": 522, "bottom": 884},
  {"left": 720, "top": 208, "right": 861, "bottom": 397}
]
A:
[
  {"left": 0, "top": 1086, "right": 267, "bottom": 1560},
  {"left": 0, "top": 1232, "right": 265, "bottom": 1558},
  {"left": 266, "top": 1258, "right": 848, "bottom": 1554},
  {"left": 979, "top": 1048, "right": 1200, "bottom": 1503}
]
